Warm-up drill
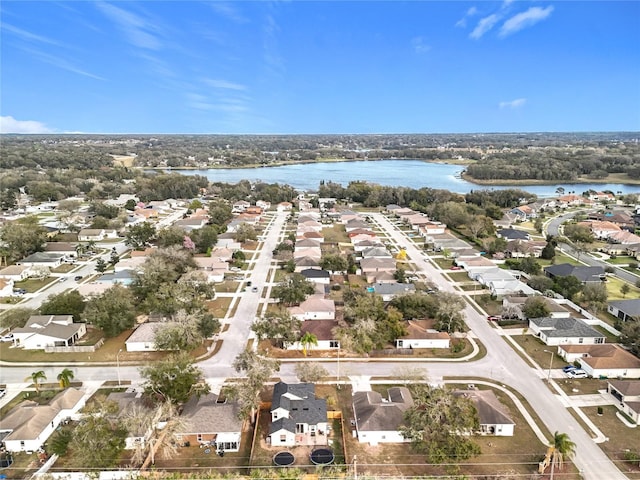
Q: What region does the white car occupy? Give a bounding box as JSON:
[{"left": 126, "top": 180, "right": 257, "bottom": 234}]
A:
[
  {"left": 1, "top": 334, "right": 14, "bottom": 342},
  {"left": 566, "top": 369, "right": 588, "bottom": 379}
]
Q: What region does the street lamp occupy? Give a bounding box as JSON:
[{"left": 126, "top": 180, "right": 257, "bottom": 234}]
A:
[
  {"left": 116, "top": 349, "right": 123, "bottom": 386},
  {"left": 336, "top": 342, "right": 340, "bottom": 389},
  {"left": 544, "top": 349, "right": 554, "bottom": 382}
]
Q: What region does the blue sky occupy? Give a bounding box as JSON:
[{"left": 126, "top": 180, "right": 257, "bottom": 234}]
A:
[{"left": 1, "top": 1, "right": 639, "bottom": 134}]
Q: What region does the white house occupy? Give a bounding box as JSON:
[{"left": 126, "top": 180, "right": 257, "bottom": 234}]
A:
[
  {"left": 0, "top": 265, "right": 34, "bottom": 282},
  {"left": 269, "top": 382, "right": 328, "bottom": 447},
  {"left": 557, "top": 344, "right": 640, "bottom": 379},
  {"left": 300, "top": 269, "right": 331, "bottom": 285},
  {"left": 106, "top": 391, "right": 152, "bottom": 450},
  {"left": 289, "top": 296, "right": 336, "bottom": 321},
  {"left": 0, "top": 388, "right": 85, "bottom": 452},
  {"left": 17, "top": 252, "right": 65, "bottom": 269},
  {"left": 78, "top": 229, "right": 118, "bottom": 241},
  {"left": 528, "top": 317, "right": 605, "bottom": 346},
  {"left": 352, "top": 387, "right": 414, "bottom": 445},
  {"left": 608, "top": 380, "right": 640, "bottom": 425},
  {"left": 607, "top": 299, "right": 640, "bottom": 323},
  {"left": 454, "top": 389, "right": 515, "bottom": 436},
  {"left": 396, "top": 320, "right": 451, "bottom": 349},
  {"left": 0, "top": 278, "right": 14, "bottom": 297},
  {"left": 11, "top": 315, "right": 86, "bottom": 350},
  {"left": 277, "top": 202, "right": 293, "bottom": 212},
  {"left": 125, "top": 322, "right": 178, "bottom": 352},
  {"left": 287, "top": 320, "right": 340, "bottom": 352}
]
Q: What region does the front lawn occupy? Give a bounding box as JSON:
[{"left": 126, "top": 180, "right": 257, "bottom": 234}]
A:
[
  {"left": 206, "top": 297, "right": 233, "bottom": 318},
  {"left": 13, "top": 277, "right": 56, "bottom": 293},
  {"left": 606, "top": 276, "right": 640, "bottom": 301},
  {"left": 508, "top": 335, "right": 570, "bottom": 370}
]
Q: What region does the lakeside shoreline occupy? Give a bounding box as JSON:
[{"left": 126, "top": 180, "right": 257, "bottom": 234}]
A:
[{"left": 140, "top": 158, "right": 640, "bottom": 187}]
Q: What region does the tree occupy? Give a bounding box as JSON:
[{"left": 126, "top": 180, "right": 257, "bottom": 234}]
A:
[
  {"left": 541, "top": 239, "right": 556, "bottom": 260},
  {"left": 39, "top": 290, "right": 85, "bottom": 322},
  {"left": 272, "top": 273, "right": 315, "bottom": 306},
  {"left": 548, "top": 431, "right": 576, "bottom": 479},
  {"left": 229, "top": 350, "right": 280, "bottom": 422},
  {"left": 208, "top": 200, "right": 233, "bottom": 226},
  {"left": 67, "top": 400, "right": 127, "bottom": 469},
  {"left": 563, "top": 223, "right": 593, "bottom": 244},
  {"left": 534, "top": 217, "right": 544, "bottom": 234},
  {"left": 299, "top": 332, "right": 318, "bottom": 356},
  {"left": 0, "top": 217, "right": 47, "bottom": 262},
  {"left": 528, "top": 275, "right": 554, "bottom": 293},
  {"left": 126, "top": 222, "right": 156, "bottom": 249},
  {"left": 156, "top": 226, "right": 186, "bottom": 248},
  {"left": 0, "top": 307, "right": 35, "bottom": 330},
  {"left": 197, "top": 313, "right": 221, "bottom": 338},
  {"left": 553, "top": 275, "right": 584, "bottom": 300},
  {"left": 394, "top": 267, "right": 407, "bottom": 283},
  {"left": 26, "top": 370, "right": 47, "bottom": 394},
  {"left": 580, "top": 283, "right": 608, "bottom": 315},
  {"left": 390, "top": 292, "right": 439, "bottom": 320},
  {"left": 434, "top": 292, "right": 466, "bottom": 333},
  {"left": 621, "top": 283, "right": 631, "bottom": 298},
  {"left": 57, "top": 368, "right": 75, "bottom": 388},
  {"left": 109, "top": 248, "right": 119, "bottom": 265},
  {"left": 295, "top": 362, "right": 329, "bottom": 383},
  {"left": 140, "top": 352, "right": 210, "bottom": 405},
  {"left": 319, "top": 253, "right": 348, "bottom": 273},
  {"left": 84, "top": 285, "right": 136, "bottom": 337},
  {"left": 154, "top": 310, "right": 205, "bottom": 352},
  {"left": 95, "top": 257, "right": 108, "bottom": 273},
  {"left": 234, "top": 223, "right": 258, "bottom": 243},
  {"left": 251, "top": 309, "right": 301, "bottom": 348},
  {"left": 521, "top": 296, "right": 551, "bottom": 319},
  {"left": 400, "top": 384, "right": 480, "bottom": 464},
  {"left": 190, "top": 225, "right": 218, "bottom": 253},
  {"left": 620, "top": 320, "right": 640, "bottom": 356}
]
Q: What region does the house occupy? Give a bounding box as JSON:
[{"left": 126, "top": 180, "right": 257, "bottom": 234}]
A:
[
  {"left": 0, "top": 265, "right": 33, "bottom": 282},
  {"left": 294, "top": 256, "right": 321, "bottom": 272},
  {"left": 453, "top": 389, "right": 515, "bottom": 436},
  {"left": 293, "top": 247, "right": 322, "bottom": 260},
  {"left": 396, "top": 320, "right": 450, "bottom": 349},
  {"left": 289, "top": 296, "right": 336, "bottom": 320},
  {"left": 505, "top": 240, "right": 546, "bottom": 258},
  {"left": 44, "top": 242, "right": 77, "bottom": 256},
  {"left": 371, "top": 282, "right": 415, "bottom": 301},
  {"left": 497, "top": 228, "right": 530, "bottom": 241},
  {"left": 77, "top": 282, "right": 113, "bottom": 298},
  {"left": 352, "top": 387, "right": 413, "bottom": 445},
  {"left": 295, "top": 238, "right": 322, "bottom": 249},
  {"left": 360, "top": 257, "right": 396, "bottom": 276},
  {"left": 178, "top": 393, "right": 243, "bottom": 451},
  {"left": 361, "top": 247, "right": 392, "bottom": 259},
  {"left": 557, "top": 194, "right": 590, "bottom": 208},
  {"left": 510, "top": 205, "right": 535, "bottom": 221},
  {"left": 125, "top": 322, "right": 179, "bottom": 351},
  {"left": 582, "top": 220, "right": 621, "bottom": 240},
  {"left": 232, "top": 200, "right": 250, "bottom": 213},
  {"left": 0, "top": 278, "right": 14, "bottom": 297},
  {"left": 0, "top": 388, "right": 85, "bottom": 452},
  {"left": 589, "top": 191, "right": 615, "bottom": 202},
  {"left": 114, "top": 256, "right": 147, "bottom": 272},
  {"left": 287, "top": 320, "right": 340, "bottom": 352},
  {"left": 557, "top": 344, "right": 640, "bottom": 379},
  {"left": 11, "top": 315, "right": 86, "bottom": 350},
  {"left": 174, "top": 217, "right": 209, "bottom": 232},
  {"left": 78, "top": 229, "right": 118, "bottom": 241},
  {"left": 95, "top": 270, "right": 135, "bottom": 286},
  {"left": 269, "top": 382, "right": 328, "bottom": 447},
  {"left": 106, "top": 391, "right": 152, "bottom": 449},
  {"left": 608, "top": 299, "right": 640, "bottom": 323},
  {"left": 344, "top": 219, "right": 370, "bottom": 232},
  {"left": 455, "top": 255, "right": 496, "bottom": 270},
  {"left": 607, "top": 380, "right": 640, "bottom": 425},
  {"left": 419, "top": 221, "right": 447, "bottom": 237},
  {"left": 544, "top": 264, "right": 606, "bottom": 284},
  {"left": 300, "top": 269, "right": 331, "bottom": 284},
  {"left": 608, "top": 230, "right": 640, "bottom": 245},
  {"left": 502, "top": 296, "right": 570, "bottom": 320},
  {"left": 216, "top": 232, "right": 242, "bottom": 250},
  {"left": 277, "top": 202, "right": 293, "bottom": 212},
  {"left": 17, "top": 252, "right": 65, "bottom": 269},
  {"left": 352, "top": 239, "right": 385, "bottom": 252},
  {"left": 528, "top": 317, "right": 605, "bottom": 346}
]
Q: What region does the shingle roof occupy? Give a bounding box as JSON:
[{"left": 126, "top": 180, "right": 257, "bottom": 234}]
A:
[
  {"left": 609, "top": 299, "right": 640, "bottom": 318},
  {"left": 454, "top": 390, "right": 515, "bottom": 427},
  {"left": 529, "top": 317, "right": 605, "bottom": 338},
  {"left": 180, "top": 393, "right": 243, "bottom": 435},
  {"left": 353, "top": 387, "right": 413, "bottom": 432},
  {"left": 609, "top": 380, "right": 640, "bottom": 397},
  {"left": 544, "top": 264, "right": 605, "bottom": 282},
  {"left": 270, "top": 382, "right": 327, "bottom": 434}
]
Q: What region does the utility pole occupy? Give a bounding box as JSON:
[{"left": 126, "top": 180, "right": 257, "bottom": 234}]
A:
[{"left": 353, "top": 454, "right": 357, "bottom": 480}]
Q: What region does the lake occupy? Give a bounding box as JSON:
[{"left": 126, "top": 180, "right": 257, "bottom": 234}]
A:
[{"left": 168, "top": 160, "right": 640, "bottom": 197}]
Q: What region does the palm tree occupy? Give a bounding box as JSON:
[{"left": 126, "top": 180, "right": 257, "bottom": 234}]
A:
[
  {"left": 26, "top": 370, "right": 47, "bottom": 394},
  {"left": 300, "top": 332, "right": 318, "bottom": 357},
  {"left": 549, "top": 431, "right": 576, "bottom": 479},
  {"left": 57, "top": 368, "right": 74, "bottom": 389}
]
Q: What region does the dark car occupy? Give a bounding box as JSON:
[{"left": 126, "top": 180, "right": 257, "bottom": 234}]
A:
[
  {"left": 562, "top": 365, "right": 577, "bottom": 373},
  {"left": 74, "top": 276, "right": 83, "bottom": 281}
]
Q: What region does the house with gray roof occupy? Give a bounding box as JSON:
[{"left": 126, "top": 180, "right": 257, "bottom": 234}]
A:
[
  {"left": 106, "top": 391, "right": 152, "bottom": 449},
  {"left": 497, "top": 228, "right": 530, "bottom": 241},
  {"left": 0, "top": 388, "right": 85, "bottom": 452},
  {"left": 544, "top": 264, "right": 605, "bottom": 284},
  {"left": 269, "top": 382, "right": 328, "bottom": 447},
  {"left": 608, "top": 299, "right": 640, "bottom": 323},
  {"left": 178, "top": 393, "right": 244, "bottom": 451},
  {"left": 371, "top": 282, "right": 415, "bottom": 301},
  {"left": 17, "top": 252, "right": 65, "bottom": 268},
  {"left": 352, "top": 387, "right": 413, "bottom": 445},
  {"left": 528, "top": 317, "right": 605, "bottom": 346},
  {"left": 11, "top": 315, "right": 86, "bottom": 350},
  {"left": 454, "top": 389, "right": 515, "bottom": 436},
  {"left": 125, "top": 322, "right": 179, "bottom": 352},
  {"left": 607, "top": 380, "right": 640, "bottom": 425}
]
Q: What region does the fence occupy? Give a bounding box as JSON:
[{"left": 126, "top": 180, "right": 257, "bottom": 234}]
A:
[{"left": 44, "top": 338, "right": 104, "bottom": 353}]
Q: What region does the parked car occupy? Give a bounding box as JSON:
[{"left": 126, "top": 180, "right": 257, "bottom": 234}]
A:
[
  {"left": 251, "top": 286, "right": 258, "bottom": 293},
  {"left": 0, "top": 389, "right": 6, "bottom": 399},
  {"left": 74, "top": 276, "right": 83, "bottom": 281},
  {"left": 1, "top": 334, "right": 14, "bottom": 343},
  {"left": 450, "top": 266, "right": 462, "bottom": 270},
  {"left": 13, "top": 288, "right": 26, "bottom": 295},
  {"left": 566, "top": 369, "right": 588, "bottom": 379},
  {"left": 487, "top": 315, "right": 502, "bottom": 321},
  {"left": 562, "top": 365, "right": 577, "bottom": 373}
]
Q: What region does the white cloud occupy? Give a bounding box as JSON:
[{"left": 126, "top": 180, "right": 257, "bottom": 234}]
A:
[
  {"left": 467, "top": 6, "right": 478, "bottom": 16},
  {"left": 470, "top": 14, "right": 500, "bottom": 39},
  {"left": 499, "top": 98, "right": 527, "bottom": 109},
  {"left": 0, "top": 116, "right": 53, "bottom": 134},
  {"left": 411, "top": 37, "right": 431, "bottom": 54},
  {"left": 203, "top": 79, "right": 247, "bottom": 91},
  {"left": 499, "top": 6, "right": 554, "bottom": 37},
  {"left": 18, "top": 46, "right": 105, "bottom": 80},
  {"left": 2, "top": 23, "right": 64, "bottom": 47},
  {"left": 208, "top": 2, "right": 248, "bottom": 23},
  {"left": 455, "top": 5, "right": 479, "bottom": 28},
  {"left": 96, "top": 2, "right": 162, "bottom": 50}
]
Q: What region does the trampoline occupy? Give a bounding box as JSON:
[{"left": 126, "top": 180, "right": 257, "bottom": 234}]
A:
[
  {"left": 310, "top": 448, "right": 334, "bottom": 465},
  {"left": 273, "top": 451, "right": 295, "bottom": 466}
]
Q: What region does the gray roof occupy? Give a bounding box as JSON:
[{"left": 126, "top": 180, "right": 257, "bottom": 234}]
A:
[
  {"left": 180, "top": 393, "right": 243, "bottom": 435},
  {"left": 301, "top": 269, "right": 330, "bottom": 279},
  {"left": 352, "top": 387, "right": 413, "bottom": 432},
  {"left": 544, "top": 263, "right": 605, "bottom": 282},
  {"left": 372, "top": 283, "right": 416, "bottom": 296},
  {"left": 609, "top": 299, "right": 640, "bottom": 318},
  {"left": 454, "top": 390, "right": 515, "bottom": 427},
  {"left": 18, "top": 252, "right": 65, "bottom": 263},
  {"left": 529, "top": 317, "right": 605, "bottom": 338},
  {"left": 497, "top": 228, "right": 530, "bottom": 241},
  {"left": 270, "top": 382, "right": 327, "bottom": 434}
]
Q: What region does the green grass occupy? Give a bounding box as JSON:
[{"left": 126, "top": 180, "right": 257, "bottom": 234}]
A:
[
  {"left": 606, "top": 256, "right": 636, "bottom": 265},
  {"left": 13, "top": 277, "right": 56, "bottom": 293},
  {"left": 508, "top": 335, "right": 569, "bottom": 370},
  {"left": 605, "top": 276, "right": 640, "bottom": 301}
]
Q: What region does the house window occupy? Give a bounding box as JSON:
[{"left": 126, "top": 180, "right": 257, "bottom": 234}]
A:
[
  {"left": 296, "top": 424, "right": 304, "bottom": 433},
  {"left": 330, "top": 341, "right": 339, "bottom": 348},
  {"left": 579, "top": 338, "right": 584, "bottom": 344},
  {"left": 273, "top": 412, "right": 278, "bottom": 419},
  {"left": 197, "top": 434, "right": 203, "bottom": 442},
  {"left": 595, "top": 337, "right": 604, "bottom": 344},
  {"left": 280, "top": 435, "right": 286, "bottom": 442}
]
